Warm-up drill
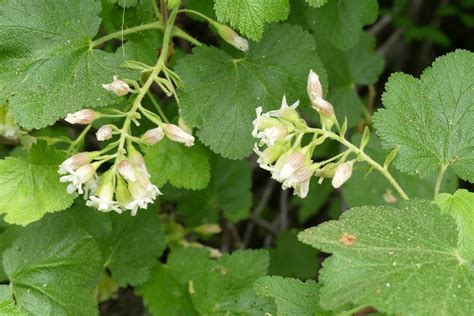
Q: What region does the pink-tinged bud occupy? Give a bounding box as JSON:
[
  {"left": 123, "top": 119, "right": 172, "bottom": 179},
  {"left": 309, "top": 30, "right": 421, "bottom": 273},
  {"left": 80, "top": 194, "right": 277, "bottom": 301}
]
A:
[
  {"left": 280, "top": 151, "right": 305, "bottom": 180},
  {"left": 216, "top": 24, "right": 249, "bottom": 52},
  {"left": 96, "top": 125, "right": 113, "bottom": 141},
  {"left": 307, "top": 69, "right": 323, "bottom": 99},
  {"left": 117, "top": 160, "right": 137, "bottom": 182},
  {"left": 65, "top": 109, "right": 97, "bottom": 125},
  {"left": 58, "top": 151, "right": 99, "bottom": 174},
  {"left": 331, "top": 162, "right": 353, "bottom": 188},
  {"left": 102, "top": 75, "right": 130, "bottom": 96},
  {"left": 142, "top": 127, "right": 164, "bottom": 145},
  {"left": 162, "top": 123, "right": 194, "bottom": 147},
  {"left": 311, "top": 96, "right": 334, "bottom": 117}
]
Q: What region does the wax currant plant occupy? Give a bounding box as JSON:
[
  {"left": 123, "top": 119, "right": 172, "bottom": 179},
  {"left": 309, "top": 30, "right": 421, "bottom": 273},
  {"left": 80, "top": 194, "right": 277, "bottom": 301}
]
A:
[{"left": 0, "top": 0, "right": 473, "bottom": 315}]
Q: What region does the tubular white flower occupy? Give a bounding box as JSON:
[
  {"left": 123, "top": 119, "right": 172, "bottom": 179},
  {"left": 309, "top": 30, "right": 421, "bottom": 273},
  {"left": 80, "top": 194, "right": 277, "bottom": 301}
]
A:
[
  {"left": 162, "top": 123, "right": 194, "bottom": 147},
  {"left": 279, "top": 151, "right": 306, "bottom": 181},
  {"left": 117, "top": 160, "right": 137, "bottom": 182},
  {"left": 142, "top": 127, "right": 164, "bottom": 145},
  {"left": 331, "top": 162, "right": 353, "bottom": 188},
  {"left": 266, "top": 95, "right": 300, "bottom": 118},
  {"left": 58, "top": 152, "right": 97, "bottom": 175},
  {"left": 86, "top": 173, "right": 122, "bottom": 213},
  {"left": 65, "top": 109, "right": 97, "bottom": 125},
  {"left": 257, "top": 125, "right": 288, "bottom": 146},
  {"left": 60, "top": 163, "right": 97, "bottom": 194},
  {"left": 102, "top": 75, "right": 130, "bottom": 96},
  {"left": 282, "top": 165, "right": 312, "bottom": 198},
  {"left": 125, "top": 178, "right": 162, "bottom": 216},
  {"left": 96, "top": 125, "right": 113, "bottom": 141},
  {"left": 307, "top": 69, "right": 324, "bottom": 99}
]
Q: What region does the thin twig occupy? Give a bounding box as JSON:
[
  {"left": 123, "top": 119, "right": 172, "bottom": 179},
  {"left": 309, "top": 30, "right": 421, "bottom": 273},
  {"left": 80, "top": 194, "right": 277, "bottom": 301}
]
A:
[
  {"left": 279, "top": 189, "right": 289, "bottom": 231},
  {"left": 243, "top": 180, "right": 275, "bottom": 247}
]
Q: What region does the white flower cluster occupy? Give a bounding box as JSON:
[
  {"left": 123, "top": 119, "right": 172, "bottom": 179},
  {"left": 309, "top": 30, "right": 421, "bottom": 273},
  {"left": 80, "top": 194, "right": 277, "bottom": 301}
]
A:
[
  {"left": 57, "top": 75, "right": 197, "bottom": 215},
  {"left": 59, "top": 146, "right": 162, "bottom": 215},
  {"left": 252, "top": 70, "right": 353, "bottom": 198},
  {"left": 253, "top": 96, "right": 314, "bottom": 198}
]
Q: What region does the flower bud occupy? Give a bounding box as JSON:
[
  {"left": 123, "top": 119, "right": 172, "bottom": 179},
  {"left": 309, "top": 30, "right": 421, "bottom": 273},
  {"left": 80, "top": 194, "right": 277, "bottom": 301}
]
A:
[
  {"left": 142, "top": 127, "right": 164, "bottom": 145},
  {"left": 331, "top": 162, "right": 353, "bottom": 188},
  {"left": 102, "top": 75, "right": 130, "bottom": 96},
  {"left": 307, "top": 69, "right": 324, "bottom": 99},
  {"left": 279, "top": 151, "right": 305, "bottom": 180},
  {"left": 96, "top": 125, "right": 113, "bottom": 141},
  {"left": 215, "top": 24, "right": 249, "bottom": 52},
  {"left": 162, "top": 123, "right": 194, "bottom": 147},
  {"left": 58, "top": 151, "right": 99, "bottom": 174},
  {"left": 311, "top": 96, "right": 334, "bottom": 117},
  {"left": 254, "top": 144, "right": 288, "bottom": 165},
  {"left": 117, "top": 160, "right": 137, "bottom": 182},
  {"left": 194, "top": 224, "right": 221, "bottom": 235},
  {"left": 65, "top": 109, "right": 97, "bottom": 125}
]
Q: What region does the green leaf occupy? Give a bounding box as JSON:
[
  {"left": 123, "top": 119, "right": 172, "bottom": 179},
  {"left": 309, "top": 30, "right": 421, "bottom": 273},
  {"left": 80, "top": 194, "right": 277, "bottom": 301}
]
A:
[
  {"left": 137, "top": 247, "right": 274, "bottom": 315},
  {"left": 0, "top": 0, "right": 138, "bottom": 128},
  {"left": 305, "top": 0, "right": 328, "bottom": 8},
  {"left": 316, "top": 32, "right": 384, "bottom": 126},
  {"left": 435, "top": 189, "right": 474, "bottom": 261},
  {"left": 3, "top": 214, "right": 102, "bottom": 315},
  {"left": 0, "top": 285, "right": 27, "bottom": 315},
  {"left": 254, "top": 276, "right": 330, "bottom": 316},
  {"left": 269, "top": 231, "right": 319, "bottom": 280},
  {"left": 136, "top": 247, "right": 207, "bottom": 316},
  {"left": 70, "top": 205, "right": 165, "bottom": 286},
  {"left": 213, "top": 0, "right": 290, "bottom": 40},
  {"left": 306, "top": 0, "right": 378, "bottom": 50},
  {"left": 145, "top": 138, "right": 211, "bottom": 190},
  {"left": 0, "top": 226, "right": 22, "bottom": 281},
  {"left": 374, "top": 50, "right": 474, "bottom": 182},
  {"left": 108, "top": 0, "right": 138, "bottom": 8},
  {"left": 0, "top": 142, "right": 74, "bottom": 226},
  {"left": 101, "top": 0, "right": 163, "bottom": 65},
  {"left": 190, "top": 249, "right": 275, "bottom": 315},
  {"left": 176, "top": 24, "right": 326, "bottom": 158},
  {"left": 343, "top": 133, "right": 458, "bottom": 208},
  {"left": 175, "top": 155, "right": 252, "bottom": 225},
  {"left": 298, "top": 200, "right": 474, "bottom": 315}
]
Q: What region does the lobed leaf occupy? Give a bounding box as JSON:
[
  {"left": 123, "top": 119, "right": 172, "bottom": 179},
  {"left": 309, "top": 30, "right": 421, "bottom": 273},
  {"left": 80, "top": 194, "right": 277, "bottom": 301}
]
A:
[
  {"left": 213, "top": 0, "right": 290, "bottom": 40},
  {"left": 0, "top": 0, "right": 138, "bottom": 128},
  {"left": 299, "top": 200, "right": 474, "bottom": 315},
  {"left": 306, "top": 0, "right": 379, "bottom": 50},
  {"left": 176, "top": 24, "right": 326, "bottom": 159},
  {"left": 254, "top": 276, "right": 330, "bottom": 316},
  {"left": 137, "top": 247, "right": 274, "bottom": 315},
  {"left": 0, "top": 142, "right": 74, "bottom": 226},
  {"left": 70, "top": 205, "right": 166, "bottom": 286},
  {"left": 145, "top": 138, "right": 211, "bottom": 190},
  {"left": 374, "top": 50, "right": 474, "bottom": 182},
  {"left": 3, "top": 214, "right": 102, "bottom": 315}
]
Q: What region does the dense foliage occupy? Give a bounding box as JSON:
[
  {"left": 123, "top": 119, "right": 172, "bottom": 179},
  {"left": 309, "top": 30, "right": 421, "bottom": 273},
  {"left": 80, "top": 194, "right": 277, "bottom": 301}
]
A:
[{"left": 0, "top": 0, "right": 473, "bottom": 315}]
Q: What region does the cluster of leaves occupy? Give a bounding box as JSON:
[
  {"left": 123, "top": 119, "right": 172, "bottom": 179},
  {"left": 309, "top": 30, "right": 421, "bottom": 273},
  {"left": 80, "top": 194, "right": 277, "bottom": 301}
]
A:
[{"left": 0, "top": 0, "right": 473, "bottom": 315}]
